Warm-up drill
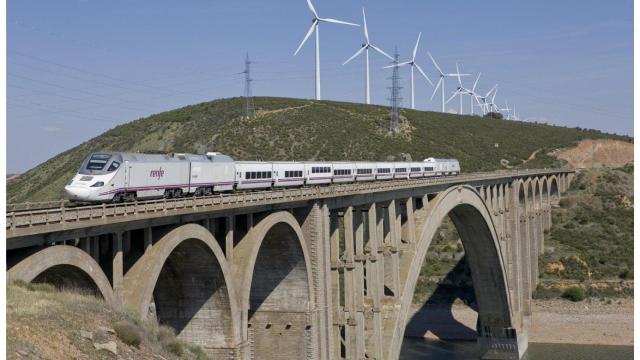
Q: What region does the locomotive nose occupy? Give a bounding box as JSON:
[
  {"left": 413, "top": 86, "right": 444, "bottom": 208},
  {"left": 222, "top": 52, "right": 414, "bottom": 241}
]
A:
[{"left": 64, "top": 185, "right": 91, "bottom": 201}]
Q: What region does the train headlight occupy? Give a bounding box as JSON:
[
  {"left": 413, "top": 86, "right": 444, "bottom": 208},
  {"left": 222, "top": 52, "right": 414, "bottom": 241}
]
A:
[{"left": 90, "top": 181, "right": 105, "bottom": 187}]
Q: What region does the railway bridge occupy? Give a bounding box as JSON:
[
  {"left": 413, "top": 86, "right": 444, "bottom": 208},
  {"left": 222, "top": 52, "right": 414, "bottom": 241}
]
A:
[{"left": 6, "top": 169, "right": 573, "bottom": 359}]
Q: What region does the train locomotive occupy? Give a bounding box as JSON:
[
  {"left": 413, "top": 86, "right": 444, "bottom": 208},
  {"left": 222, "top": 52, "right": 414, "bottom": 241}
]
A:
[{"left": 64, "top": 152, "right": 460, "bottom": 203}]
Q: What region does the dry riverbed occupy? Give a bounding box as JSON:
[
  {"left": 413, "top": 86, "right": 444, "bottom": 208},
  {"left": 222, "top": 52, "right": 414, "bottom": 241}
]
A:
[{"left": 406, "top": 298, "right": 633, "bottom": 346}]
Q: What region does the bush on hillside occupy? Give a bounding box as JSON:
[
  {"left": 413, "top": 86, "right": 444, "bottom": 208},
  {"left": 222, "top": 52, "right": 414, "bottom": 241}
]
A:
[
  {"left": 562, "top": 287, "right": 585, "bottom": 302},
  {"left": 113, "top": 321, "right": 142, "bottom": 347}
]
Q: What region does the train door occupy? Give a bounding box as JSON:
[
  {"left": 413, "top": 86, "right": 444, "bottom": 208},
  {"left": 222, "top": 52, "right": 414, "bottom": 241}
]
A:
[{"left": 124, "top": 161, "right": 130, "bottom": 189}]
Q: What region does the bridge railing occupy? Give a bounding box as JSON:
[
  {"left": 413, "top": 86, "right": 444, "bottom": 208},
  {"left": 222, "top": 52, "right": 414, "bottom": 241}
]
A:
[{"left": 6, "top": 169, "right": 566, "bottom": 232}]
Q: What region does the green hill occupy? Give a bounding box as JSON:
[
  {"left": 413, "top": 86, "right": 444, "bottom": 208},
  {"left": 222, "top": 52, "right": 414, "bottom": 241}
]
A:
[{"left": 7, "top": 97, "right": 631, "bottom": 203}]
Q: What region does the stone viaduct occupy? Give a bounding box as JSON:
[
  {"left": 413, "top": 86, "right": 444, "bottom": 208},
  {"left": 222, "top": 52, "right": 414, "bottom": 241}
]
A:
[{"left": 6, "top": 169, "right": 573, "bottom": 359}]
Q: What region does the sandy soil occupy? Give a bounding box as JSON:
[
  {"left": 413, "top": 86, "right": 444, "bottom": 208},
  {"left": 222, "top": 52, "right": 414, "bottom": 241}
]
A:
[
  {"left": 405, "top": 298, "right": 633, "bottom": 346},
  {"left": 556, "top": 139, "right": 633, "bottom": 169}
]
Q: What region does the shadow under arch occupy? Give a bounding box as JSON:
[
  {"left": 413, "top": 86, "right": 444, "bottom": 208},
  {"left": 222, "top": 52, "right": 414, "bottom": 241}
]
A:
[
  {"left": 123, "top": 223, "right": 239, "bottom": 354},
  {"left": 7, "top": 245, "right": 115, "bottom": 306},
  {"left": 389, "top": 185, "right": 514, "bottom": 360},
  {"left": 548, "top": 175, "right": 560, "bottom": 205},
  {"left": 233, "top": 211, "right": 313, "bottom": 360}
]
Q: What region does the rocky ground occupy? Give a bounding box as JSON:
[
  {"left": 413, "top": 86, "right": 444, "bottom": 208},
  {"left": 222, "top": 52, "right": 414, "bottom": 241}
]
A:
[{"left": 406, "top": 297, "right": 633, "bottom": 346}]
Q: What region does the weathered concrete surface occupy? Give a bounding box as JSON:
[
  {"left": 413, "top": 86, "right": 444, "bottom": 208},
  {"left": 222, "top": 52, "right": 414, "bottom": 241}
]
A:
[{"left": 122, "top": 223, "right": 240, "bottom": 355}]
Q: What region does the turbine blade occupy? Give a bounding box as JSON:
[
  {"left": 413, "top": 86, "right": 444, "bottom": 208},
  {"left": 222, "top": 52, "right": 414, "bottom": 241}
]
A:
[
  {"left": 343, "top": 46, "right": 366, "bottom": 65},
  {"left": 383, "top": 60, "right": 411, "bottom": 69},
  {"left": 456, "top": 63, "right": 462, "bottom": 85},
  {"left": 430, "top": 77, "right": 442, "bottom": 101},
  {"left": 294, "top": 21, "right": 317, "bottom": 55},
  {"left": 414, "top": 63, "right": 434, "bottom": 86},
  {"left": 362, "top": 8, "right": 369, "bottom": 43},
  {"left": 412, "top": 32, "right": 421, "bottom": 61},
  {"left": 306, "top": 0, "right": 319, "bottom": 18},
  {"left": 472, "top": 73, "right": 481, "bottom": 91},
  {"left": 370, "top": 45, "right": 393, "bottom": 60},
  {"left": 445, "top": 90, "right": 459, "bottom": 104},
  {"left": 319, "top": 18, "right": 359, "bottom": 26},
  {"left": 428, "top": 52, "right": 443, "bottom": 75}
]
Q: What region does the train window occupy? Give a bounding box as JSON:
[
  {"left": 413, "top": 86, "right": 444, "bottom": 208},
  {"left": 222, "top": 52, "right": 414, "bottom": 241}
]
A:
[
  {"left": 107, "top": 161, "right": 120, "bottom": 172},
  {"left": 424, "top": 167, "right": 434, "bottom": 171},
  {"left": 411, "top": 167, "right": 421, "bottom": 172}
]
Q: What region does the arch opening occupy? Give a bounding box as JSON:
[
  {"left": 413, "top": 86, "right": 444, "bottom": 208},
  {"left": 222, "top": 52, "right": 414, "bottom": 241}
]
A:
[
  {"left": 152, "top": 238, "right": 234, "bottom": 353},
  {"left": 549, "top": 177, "right": 560, "bottom": 205},
  {"left": 32, "top": 264, "right": 102, "bottom": 298},
  {"left": 396, "top": 186, "right": 515, "bottom": 359},
  {"left": 248, "top": 222, "right": 311, "bottom": 359}
]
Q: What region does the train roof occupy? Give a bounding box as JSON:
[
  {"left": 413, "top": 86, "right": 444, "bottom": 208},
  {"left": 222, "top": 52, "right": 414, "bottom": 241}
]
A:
[{"left": 89, "top": 152, "right": 234, "bottom": 163}]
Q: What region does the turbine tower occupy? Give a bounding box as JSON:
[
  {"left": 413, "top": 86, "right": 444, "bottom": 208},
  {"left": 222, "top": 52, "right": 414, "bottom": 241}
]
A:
[
  {"left": 294, "top": 0, "right": 359, "bottom": 100},
  {"left": 343, "top": 8, "right": 393, "bottom": 104},
  {"left": 387, "top": 47, "right": 403, "bottom": 133},
  {"left": 428, "top": 52, "right": 469, "bottom": 113},
  {"left": 384, "top": 32, "right": 433, "bottom": 110}
]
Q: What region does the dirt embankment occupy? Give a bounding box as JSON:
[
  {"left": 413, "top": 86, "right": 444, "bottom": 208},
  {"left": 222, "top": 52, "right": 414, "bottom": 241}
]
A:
[{"left": 556, "top": 139, "right": 633, "bottom": 169}]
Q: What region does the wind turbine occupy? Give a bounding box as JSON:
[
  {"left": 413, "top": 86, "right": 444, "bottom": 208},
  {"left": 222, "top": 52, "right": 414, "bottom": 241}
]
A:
[
  {"left": 428, "top": 52, "right": 469, "bottom": 113},
  {"left": 384, "top": 32, "right": 433, "bottom": 110},
  {"left": 488, "top": 87, "right": 499, "bottom": 113},
  {"left": 499, "top": 102, "right": 512, "bottom": 119},
  {"left": 294, "top": 0, "right": 359, "bottom": 100},
  {"left": 468, "top": 73, "right": 482, "bottom": 115},
  {"left": 445, "top": 63, "right": 475, "bottom": 114},
  {"left": 475, "top": 84, "right": 497, "bottom": 115},
  {"left": 343, "top": 8, "right": 393, "bottom": 104}
]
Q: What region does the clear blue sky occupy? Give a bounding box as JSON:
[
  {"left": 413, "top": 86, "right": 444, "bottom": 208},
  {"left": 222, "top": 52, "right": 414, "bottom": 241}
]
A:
[{"left": 7, "top": 0, "right": 633, "bottom": 173}]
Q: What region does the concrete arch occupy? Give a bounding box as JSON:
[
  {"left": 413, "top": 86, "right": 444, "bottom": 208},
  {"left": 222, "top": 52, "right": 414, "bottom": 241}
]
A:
[
  {"left": 233, "top": 211, "right": 313, "bottom": 359},
  {"left": 7, "top": 245, "right": 115, "bottom": 306},
  {"left": 389, "top": 185, "right": 515, "bottom": 359},
  {"left": 123, "top": 223, "right": 240, "bottom": 353}
]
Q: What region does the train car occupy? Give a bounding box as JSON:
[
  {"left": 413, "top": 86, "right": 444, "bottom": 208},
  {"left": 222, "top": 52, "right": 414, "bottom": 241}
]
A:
[
  {"left": 422, "top": 161, "right": 437, "bottom": 177},
  {"left": 235, "top": 161, "right": 274, "bottom": 190},
  {"left": 393, "top": 162, "right": 410, "bottom": 180},
  {"left": 332, "top": 162, "right": 356, "bottom": 183},
  {"left": 188, "top": 152, "right": 235, "bottom": 195},
  {"left": 409, "top": 162, "right": 424, "bottom": 178},
  {"left": 375, "top": 162, "right": 393, "bottom": 180},
  {"left": 273, "top": 162, "right": 305, "bottom": 188},
  {"left": 65, "top": 152, "right": 193, "bottom": 203},
  {"left": 423, "top": 158, "right": 460, "bottom": 176},
  {"left": 304, "top": 162, "right": 333, "bottom": 185},
  {"left": 355, "top": 162, "right": 376, "bottom": 181}
]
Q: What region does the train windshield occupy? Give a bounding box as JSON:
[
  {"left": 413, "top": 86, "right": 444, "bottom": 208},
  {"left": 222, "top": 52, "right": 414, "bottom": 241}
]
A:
[{"left": 86, "top": 154, "right": 111, "bottom": 170}]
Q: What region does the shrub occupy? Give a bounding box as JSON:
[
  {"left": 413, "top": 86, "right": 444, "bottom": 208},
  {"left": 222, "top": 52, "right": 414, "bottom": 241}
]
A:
[
  {"left": 187, "top": 343, "right": 209, "bottom": 360},
  {"left": 562, "top": 287, "right": 585, "bottom": 302},
  {"left": 619, "top": 269, "right": 631, "bottom": 279},
  {"left": 13, "top": 280, "right": 57, "bottom": 293},
  {"left": 167, "top": 339, "right": 184, "bottom": 356},
  {"left": 113, "top": 321, "right": 142, "bottom": 347}
]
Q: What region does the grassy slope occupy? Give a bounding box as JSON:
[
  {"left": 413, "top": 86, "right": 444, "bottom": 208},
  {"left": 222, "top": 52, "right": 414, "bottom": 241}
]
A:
[
  {"left": 7, "top": 282, "right": 209, "bottom": 360},
  {"left": 7, "top": 96, "right": 630, "bottom": 203}
]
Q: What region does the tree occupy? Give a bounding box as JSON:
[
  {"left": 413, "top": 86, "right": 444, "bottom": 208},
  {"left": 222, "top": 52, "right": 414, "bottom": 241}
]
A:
[{"left": 484, "top": 112, "right": 503, "bottom": 120}]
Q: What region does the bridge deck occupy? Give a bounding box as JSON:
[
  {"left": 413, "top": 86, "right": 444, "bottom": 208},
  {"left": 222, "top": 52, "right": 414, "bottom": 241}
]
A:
[{"left": 6, "top": 169, "right": 568, "bottom": 248}]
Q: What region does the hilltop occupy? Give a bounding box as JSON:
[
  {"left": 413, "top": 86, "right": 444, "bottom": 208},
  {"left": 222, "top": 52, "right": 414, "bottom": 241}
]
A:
[{"left": 7, "top": 96, "right": 631, "bottom": 203}]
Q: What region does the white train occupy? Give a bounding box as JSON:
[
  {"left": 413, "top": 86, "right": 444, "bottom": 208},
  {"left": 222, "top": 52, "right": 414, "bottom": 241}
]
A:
[{"left": 64, "top": 152, "right": 460, "bottom": 203}]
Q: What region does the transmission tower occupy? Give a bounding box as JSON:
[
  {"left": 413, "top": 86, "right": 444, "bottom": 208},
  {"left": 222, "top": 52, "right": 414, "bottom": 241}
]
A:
[
  {"left": 242, "top": 52, "right": 255, "bottom": 119},
  {"left": 387, "top": 47, "right": 402, "bottom": 133}
]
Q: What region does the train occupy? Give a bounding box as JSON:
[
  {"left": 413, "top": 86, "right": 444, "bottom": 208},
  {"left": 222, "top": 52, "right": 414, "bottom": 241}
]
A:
[{"left": 64, "top": 152, "right": 460, "bottom": 203}]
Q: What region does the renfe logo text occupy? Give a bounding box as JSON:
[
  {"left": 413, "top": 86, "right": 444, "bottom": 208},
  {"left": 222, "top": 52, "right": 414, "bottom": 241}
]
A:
[{"left": 150, "top": 167, "right": 165, "bottom": 180}]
